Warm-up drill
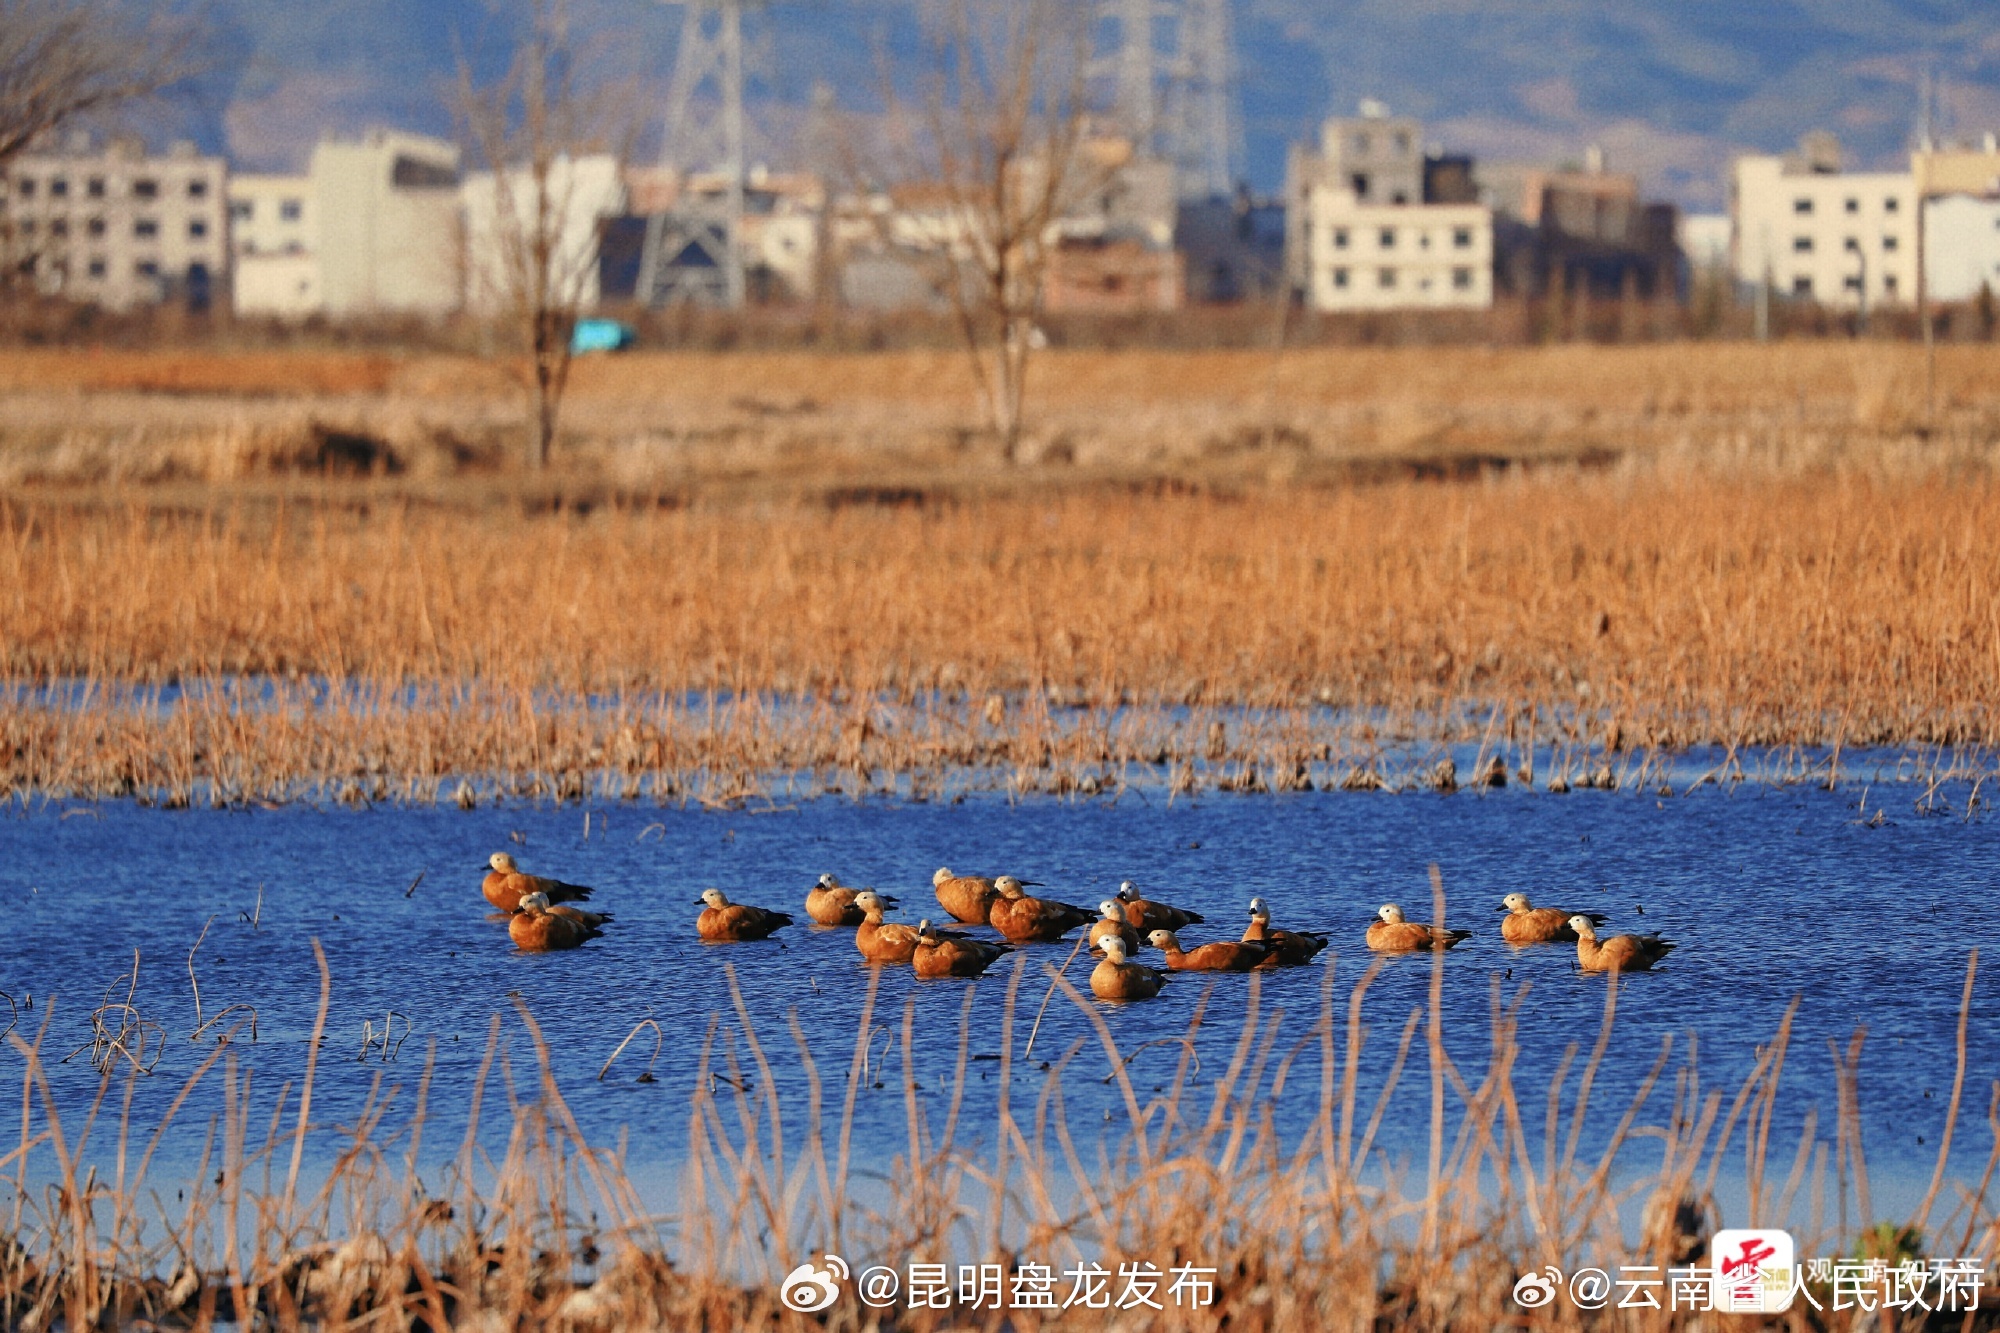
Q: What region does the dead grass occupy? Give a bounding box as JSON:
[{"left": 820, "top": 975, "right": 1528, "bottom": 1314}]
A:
[
  {"left": 3, "top": 341, "right": 2000, "bottom": 488},
  {"left": 4, "top": 342, "right": 2000, "bottom": 802},
  {"left": 3, "top": 469, "right": 2000, "bottom": 805},
  {"left": 1, "top": 915, "right": 1991, "bottom": 1332}
]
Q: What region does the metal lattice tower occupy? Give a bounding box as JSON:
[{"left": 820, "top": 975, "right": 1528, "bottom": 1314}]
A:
[
  {"left": 1166, "top": 0, "right": 1239, "bottom": 200},
  {"left": 638, "top": 0, "right": 746, "bottom": 307},
  {"left": 1090, "top": 0, "right": 1240, "bottom": 201}
]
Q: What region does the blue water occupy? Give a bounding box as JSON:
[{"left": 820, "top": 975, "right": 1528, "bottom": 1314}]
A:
[{"left": 0, "top": 779, "right": 1995, "bottom": 1227}]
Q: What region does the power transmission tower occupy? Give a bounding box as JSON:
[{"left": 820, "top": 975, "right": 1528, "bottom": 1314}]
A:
[
  {"left": 1090, "top": 0, "right": 1163, "bottom": 153},
  {"left": 639, "top": 0, "right": 745, "bottom": 307},
  {"left": 1166, "top": 0, "right": 1238, "bottom": 200},
  {"left": 1090, "top": 0, "right": 1239, "bottom": 201}
]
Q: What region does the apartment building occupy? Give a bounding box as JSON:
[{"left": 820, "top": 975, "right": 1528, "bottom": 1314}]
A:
[
  {"left": 0, "top": 136, "right": 227, "bottom": 311},
  {"left": 1284, "top": 101, "right": 1424, "bottom": 290},
  {"left": 1731, "top": 142, "right": 1916, "bottom": 309},
  {"left": 229, "top": 173, "right": 318, "bottom": 316},
  {"left": 1302, "top": 186, "right": 1493, "bottom": 311}
]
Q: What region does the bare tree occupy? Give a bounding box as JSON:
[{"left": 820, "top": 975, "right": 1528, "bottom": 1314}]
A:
[
  {"left": 455, "top": 0, "right": 628, "bottom": 471},
  {"left": 884, "top": 0, "right": 1100, "bottom": 460},
  {"left": 0, "top": 0, "right": 193, "bottom": 167}
]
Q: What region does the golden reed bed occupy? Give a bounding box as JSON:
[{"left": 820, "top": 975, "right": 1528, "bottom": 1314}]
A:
[
  {"left": 2, "top": 470, "right": 1998, "bottom": 804},
  {"left": 3, "top": 341, "right": 1999, "bottom": 802}
]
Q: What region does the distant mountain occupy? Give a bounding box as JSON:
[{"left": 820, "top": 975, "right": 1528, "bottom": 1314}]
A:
[{"left": 160, "top": 0, "right": 1999, "bottom": 208}]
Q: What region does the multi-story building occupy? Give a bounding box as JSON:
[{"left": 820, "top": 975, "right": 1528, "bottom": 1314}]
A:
[
  {"left": 1924, "top": 194, "right": 2000, "bottom": 302},
  {"left": 1285, "top": 101, "right": 1425, "bottom": 291},
  {"left": 0, "top": 135, "right": 227, "bottom": 311},
  {"left": 1912, "top": 139, "right": 2000, "bottom": 304},
  {"left": 462, "top": 154, "right": 625, "bottom": 312},
  {"left": 310, "top": 130, "right": 462, "bottom": 317},
  {"left": 1484, "top": 154, "right": 1682, "bottom": 299},
  {"left": 228, "top": 173, "right": 318, "bottom": 316},
  {"left": 1730, "top": 140, "right": 1916, "bottom": 309},
  {"left": 224, "top": 130, "right": 461, "bottom": 320},
  {"left": 1302, "top": 186, "right": 1492, "bottom": 311}
]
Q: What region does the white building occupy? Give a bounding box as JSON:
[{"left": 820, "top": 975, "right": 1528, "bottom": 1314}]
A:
[
  {"left": 0, "top": 136, "right": 227, "bottom": 311},
  {"left": 225, "top": 130, "right": 463, "bottom": 320},
  {"left": 228, "top": 173, "right": 318, "bottom": 316},
  {"left": 1302, "top": 186, "right": 1492, "bottom": 311},
  {"left": 312, "top": 130, "right": 462, "bottom": 317},
  {"left": 1925, "top": 194, "right": 2000, "bottom": 302},
  {"left": 461, "top": 154, "right": 624, "bottom": 312},
  {"left": 1730, "top": 151, "right": 1916, "bottom": 309},
  {"left": 1678, "top": 213, "right": 1732, "bottom": 275}
]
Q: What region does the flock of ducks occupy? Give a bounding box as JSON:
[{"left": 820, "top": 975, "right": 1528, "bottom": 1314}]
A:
[{"left": 481, "top": 855, "right": 1678, "bottom": 996}]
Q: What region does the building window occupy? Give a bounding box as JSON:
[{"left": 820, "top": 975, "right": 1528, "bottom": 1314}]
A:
[
  {"left": 1350, "top": 173, "right": 1370, "bottom": 199},
  {"left": 1792, "top": 236, "right": 1813, "bottom": 253},
  {"left": 188, "top": 218, "right": 207, "bottom": 239},
  {"left": 86, "top": 217, "right": 104, "bottom": 237},
  {"left": 188, "top": 178, "right": 207, "bottom": 198},
  {"left": 1882, "top": 234, "right": 1899, "bottom": 252},
  {"left": 1792, "top": 275, "right": 1813, "bottom": 297},
  {"left": 49, "top": 218, "right": 67, "bottom": 238},
  {"left": 1452, "top": 226, "right": 1472, "bottom": 248},
  {"left": 133, "top": 178, "right": 158, "bottom": 199},
  {"left": 1843, "top": 237, "right": 1859, "bottom": 252},
  {"left": 230, "top": 199, "right": 252, "bottom": 221},
  {"left": 1332, "top": 227, "right": 1349, "bottom": 249},
  {"left": 1884, "top": 196, "right": 1900, "bottom": 213},
  {"left": 1393, "top": 131, "right": 1411, "bottom": 153},
  {"left": 1390, "top": 191, "right": 1409, "bottom": 205},
  {"left": 1452, "top": 266, "right": 1473, "bottom": 290},
  {"left": 136, "top": 260, "right": 158, "bottom": 278},
  {"left": 14, "top": 178, "right": 32, "bottom": 198},
  {"left": 1884, "top": 275, "right": 1899, "bottom": 297},
  {"left": 87, "top": 177, "right": 104, "bottom": 198},
  {"left": 49, "top": 177, "right": 68, "bottom": 198},
  {"left": 1331, "top": 266, "right": 1349, "bottom": 289},
  {"left": 86, "top": 258, "right": 105, "bottom": 278},
  {"left": 279, "top": 198, "right": 303, "bottom": 222},
  {"left": 1378, "top": 267, "right": 1397, "bottom": 289},
  {"left": 134, "top": 218, "right": 158, "bottom": 239},
  {"left": 1844, "top": 197, "right": 1859, "bottom": 214},
  {"left": 1793, "top": 198, "right": 1813, "bottom": 215},
  {"left": 1379, "top": 226, "right": 1396, "bottom": 248}
]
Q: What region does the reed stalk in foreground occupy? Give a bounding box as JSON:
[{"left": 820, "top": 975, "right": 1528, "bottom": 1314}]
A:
[{"left": 0, "top": 929, "right": 1990, "bottom": 1331}]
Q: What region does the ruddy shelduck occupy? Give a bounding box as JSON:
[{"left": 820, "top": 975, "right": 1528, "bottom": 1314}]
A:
[
  {"left": 1365, "top": 904, "right": 1471, "bottom": 952},
  {"left": 1116, "top": 880, "right": 1205, "bottom": 932},
  {"left": 987, "top": 876, "right": 1094, "bottom": 943},
  {"left": 1147, "top": 928, "right": 1272, "bottom": 973},
  {"left": 695, "top": 889, "right": 793, "bottom": 942},
  {"left": 1241, "top": 897, "right": 1329, "bottom": 968},
  {"left": 1089, "top": 899, "right": 1142, "bottom": 954},
  {"left": 933, "top": 867, "right": 1021, "bottom": 924},
  {"left": 509, "top": 892, "right": 609, "bottom": 951},
  {"left": 1090, "top": 936, "right": 1167, "bottom": 1000},
  {"left": 1568, "top": 917, "right": 1676, "bottom": 973},
  {"left": 854, "top": 890, "right": 931, "bottom": 963},
  {"left": 482, "top": 852, "right": 595, "bottom": 913},
  {"left": 805, "top": 873, "right": 896, "bottom": 927},
  {"left": 1499, "top": 892, "right": 1606, "bottom": 944},
  {"left": 912, "top": 920, "right": 1011, "bottom": 978}
]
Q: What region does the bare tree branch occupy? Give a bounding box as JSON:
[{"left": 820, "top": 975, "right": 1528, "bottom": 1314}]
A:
[
  {"left": 453, "top": 0, "right": 633, "bottom": 471},
  {"left": 876, "top": 0, "right": 1103, "bottom": 460},
  {"left": 0, "top": 0, "right": 197, "bottom": 167}
]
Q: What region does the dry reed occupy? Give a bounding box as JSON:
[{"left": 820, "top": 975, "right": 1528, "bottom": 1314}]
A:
[
  {"left": 3, "top": 468, "right": 2000, "bottom": 804},
  {"left": 0, "top": 930, "right": 1991, "bottom": 1331}
]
